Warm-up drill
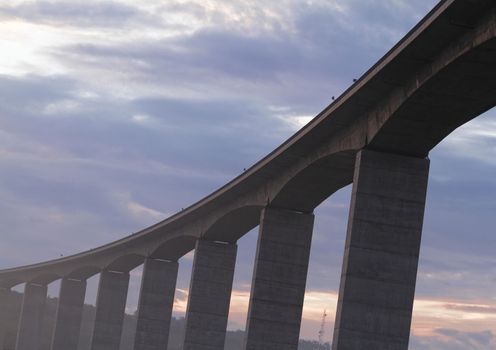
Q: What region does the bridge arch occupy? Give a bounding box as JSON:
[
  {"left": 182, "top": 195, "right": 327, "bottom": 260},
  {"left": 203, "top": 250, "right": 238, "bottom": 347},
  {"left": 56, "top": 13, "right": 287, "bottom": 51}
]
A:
[
  {"left": 29, "top": 272, "right": 61, "bottom": 286},
  {"left": 150, "top": 235, "right": 198, "bottom": 261},
  {"left": 66, "top": 265, "right": 101, "bottom": 280},
  {"left": 269, "top": 151, "right": 356, "bottom": 213},
  {"left": 368, "top": 16, "right": 496, "bottom": 157},
  {"left": 106, "top": 254, "right": 145, "bottom": 273},
  {"left": 201, "top": 205, "right": 263, "bottom": 243}
]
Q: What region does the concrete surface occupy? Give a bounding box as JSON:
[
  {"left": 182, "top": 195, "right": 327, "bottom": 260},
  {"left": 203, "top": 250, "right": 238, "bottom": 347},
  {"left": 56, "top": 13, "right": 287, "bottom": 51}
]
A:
[
  {"left": 51, "top": 278, "right": 87, "bottom": 350},
  {"left": 244, "top": 207, "right": 314, "bottom": 350},
  {"left": 15, "top": 283, "right": 47, "bottom": 350},
  {"left": 183, "top": 240, "right": 237, "bottom": 350},
  {"left": 0, "top": 287, "right": 10, "bottom": 349},
  {"left": 332, "top": 150, "right": 429, "bottom": 350},
  {"left": 134, "top": 258, "right": 178, "bottom": 350},
  {"left": 90, "top": 270, "right": 130, "bottom": 350}
]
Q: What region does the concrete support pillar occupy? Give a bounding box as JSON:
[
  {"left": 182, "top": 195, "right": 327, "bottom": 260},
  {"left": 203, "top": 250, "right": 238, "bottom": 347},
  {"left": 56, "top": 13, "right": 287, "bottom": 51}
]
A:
[
  {"left": 0, "top": 287, "right": 11, "bottom": 349},
  {"left": 183, "top": 240, "right": 237, "bottom": 350},
  {"left": 134, "top": 258, "right": 178, "bottom": 350},
  {"left": 332, "top": 150, "right": 429, "bottom": 350},
  {"left": 15, "top": 282, "right": 48, "bottom": 350},
  {"left": 244, "top": 207, "right": 315, "bottom": 350},
  {"left": 90, "top": 270, "right": 130, "bottom": 350},
  {"left": 51, "top": 278, "right": 87, "bottom": 350}
]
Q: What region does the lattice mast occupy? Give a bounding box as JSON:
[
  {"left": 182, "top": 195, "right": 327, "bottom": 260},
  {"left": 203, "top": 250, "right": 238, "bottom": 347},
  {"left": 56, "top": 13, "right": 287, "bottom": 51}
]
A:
[{"left": 318, "top": 309, "right": 327, "bottom": 344}]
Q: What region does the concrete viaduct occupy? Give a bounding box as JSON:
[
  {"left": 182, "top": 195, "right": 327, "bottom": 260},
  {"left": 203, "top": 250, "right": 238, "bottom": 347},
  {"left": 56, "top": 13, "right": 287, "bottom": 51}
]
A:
[{"left": 1, "top": 0, "right": 495, "bottom": 349}]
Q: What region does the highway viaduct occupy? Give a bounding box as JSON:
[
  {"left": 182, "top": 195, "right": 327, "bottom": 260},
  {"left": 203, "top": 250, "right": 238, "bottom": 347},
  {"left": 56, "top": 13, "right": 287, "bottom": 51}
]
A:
[{"left": 0, "top": 0, "right": 495, "bottom": 349}]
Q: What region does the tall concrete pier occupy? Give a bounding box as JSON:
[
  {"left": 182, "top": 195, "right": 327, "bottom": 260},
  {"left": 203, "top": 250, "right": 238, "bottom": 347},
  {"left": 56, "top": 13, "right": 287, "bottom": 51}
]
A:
[
  {"left": 183, "top": 240, "right": 237, "bottom": 350},
  {"left": 90, "top": 270, "right": 130, "bottom": 350},
  {"left": 1, "top": 1, "right": 495, "bottom": 350},
  {"left": 244, "top": 208, "right": 314, "bottom": 350},
  {"left": 134, "top": 258, "right": 178, "bottom": 350},
  {"left": 332, "top": 150, "right": 429, "bottom": 350},
  {"left": 15, "top": 283, "right": 48, "bottom": 350},
  {"left": 0, "top": 288, "right": 10, "bottom": 348},
  {"left": 51, "top": 278, "right": 87, "bottom": 350}
]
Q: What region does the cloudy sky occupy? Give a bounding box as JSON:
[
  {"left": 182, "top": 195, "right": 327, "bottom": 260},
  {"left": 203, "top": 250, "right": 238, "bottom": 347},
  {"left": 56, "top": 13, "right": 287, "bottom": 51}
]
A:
[{"left": 0, "top": 0, "right": 495, "bottom": 348}]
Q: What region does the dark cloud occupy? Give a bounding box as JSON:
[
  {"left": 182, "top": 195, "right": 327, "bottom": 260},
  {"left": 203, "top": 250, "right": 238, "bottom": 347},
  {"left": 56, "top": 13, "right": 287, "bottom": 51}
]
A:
[
  {"left": 411, "top": 329, "right": 495, "bottom": 350},
  {"left": 0, "top": 72, "right": 294, "bottom": 267},
  {"left": 0, "top": 1, "right": 156, "bottom": 28},
  {"left": 49, "top": 0, "right": 439, "bottom": 114},
  {"left": 414, "top": 114, "right": 496, "bottom": 301},
  {"left": 0, "top": 74, "right": 73, "bottom": 111},
  {"left": 436, "top": 328, "right": 493, "bottom": 345}
]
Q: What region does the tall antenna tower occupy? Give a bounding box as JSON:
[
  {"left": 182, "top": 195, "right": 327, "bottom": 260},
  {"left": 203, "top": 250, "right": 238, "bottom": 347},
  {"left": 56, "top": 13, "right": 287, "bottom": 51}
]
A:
[{"left": 318, "top": 309, "right": 327, "bottom": 344}]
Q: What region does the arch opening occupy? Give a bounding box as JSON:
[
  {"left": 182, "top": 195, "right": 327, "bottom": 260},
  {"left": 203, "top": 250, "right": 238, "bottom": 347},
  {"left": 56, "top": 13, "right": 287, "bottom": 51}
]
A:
[
  {"left": 202, "top": 205, "right": 263, "bottom": 243},
  {"left": 270, "top": 151, "right": 356, "bottom": 213},
  {"left": 106, "top": 254, "right": 145, "bottom": 273},
  {"left": 150, "top": 235, "right": 197, "bottom": 261}
]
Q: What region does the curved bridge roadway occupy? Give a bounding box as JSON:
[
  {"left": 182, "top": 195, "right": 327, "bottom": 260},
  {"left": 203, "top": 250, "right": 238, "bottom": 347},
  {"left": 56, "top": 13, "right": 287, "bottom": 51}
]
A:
[{"left": 1, "top": 1, "right": 495, "bottom": 350}]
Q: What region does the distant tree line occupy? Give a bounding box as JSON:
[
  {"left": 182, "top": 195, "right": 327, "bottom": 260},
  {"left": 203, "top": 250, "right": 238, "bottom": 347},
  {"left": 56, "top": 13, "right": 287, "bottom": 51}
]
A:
[{"left": 1, "top": 291, "right": 330, "bottom": 350}]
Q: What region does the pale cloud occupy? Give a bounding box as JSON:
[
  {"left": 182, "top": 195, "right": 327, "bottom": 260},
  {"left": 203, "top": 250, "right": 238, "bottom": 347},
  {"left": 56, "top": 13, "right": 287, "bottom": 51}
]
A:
[
  {"left": 0, "top": 20, "right": 68, "bottom": 75},
  {"left": 301, "top": 290, "right": 338, "bottom": 321},
  {"left": 275, "top": 113, "right": 314, "bottom": 131},
  {"left": 165, "top": 286, "right": 496, "bottom": 343},
  {"left": 172, "top": 288, "right": 189, "bottom": 316},
  {"left": 411, "top": 328, "right": 496, "bottom": 350},
  {"left": 0, "top": 0, "right": 438, "bottom": 102},
  {"left": 130, "top": 114, "right": 153, "bottom": 124},
  {"left": 112, "top": 191, "right": 167, "bottom": 224},
  {"left": 182, "top": 251, "right": 195, "bottom": 261},
  {"left": 412, "top": 299, "right": 496, "bottom": 337},
  {"left": 444, "top": 304, "right": 496, "bottom": 315},
  {"left": 129, "top": 268, "right": 143, "bottom": 278},
  {"left": 437, "top": 110, "right": 496, "bottom": 166},
  {"left": 227, "top": 289, "right": 250, "bottom": 329},
  {"left": 157, "top": 0, "right": 296, "bottom": 36},
  {"left": 42, "top": 99, "right": 82, "bottom": 115}
]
